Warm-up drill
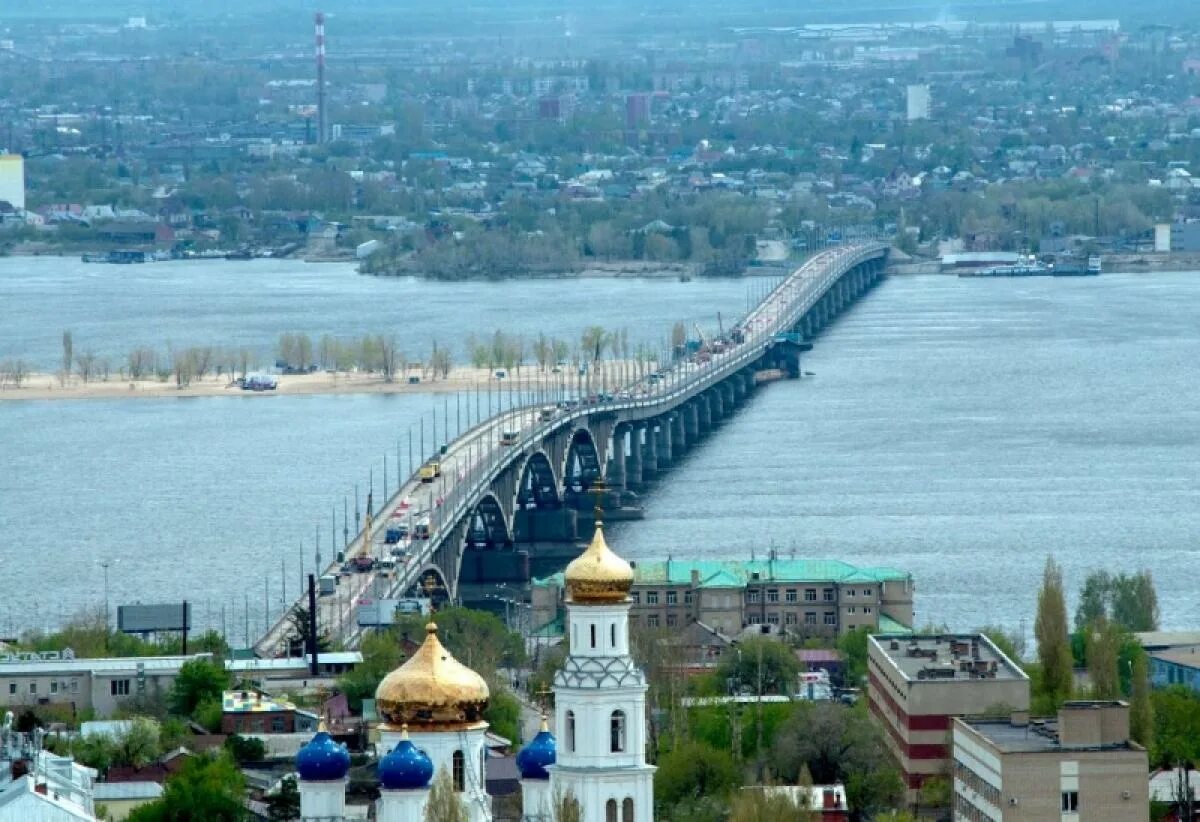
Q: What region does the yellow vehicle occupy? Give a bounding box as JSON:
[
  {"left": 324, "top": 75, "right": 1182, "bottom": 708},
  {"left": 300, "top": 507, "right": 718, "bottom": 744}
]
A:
[
  {"left": 419, "top": 461, "right": 441, "bottom": 482},
  {"left": 499, "top": 430, "right": 520, "bottom": 446}
]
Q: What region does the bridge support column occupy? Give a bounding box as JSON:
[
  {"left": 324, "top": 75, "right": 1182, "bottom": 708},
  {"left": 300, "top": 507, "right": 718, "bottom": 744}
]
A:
[
  {"left": 709, "top": 390, "right": 724, "bottom": 423},
  {"left": 656, "top": 415, "right": 673, "bottom": 468},
  {"left": 684, "top": 401, "right": 700, "bottom": 441},
  {"left": 672, "top": 410, "right": 687, "bottom": 454},
  {"left": 642, "top": 421, "right": 659, "bottom": 478},
  {"left": 625, "top": 423, "right": 644, "bottom": 489},
  {"left": 606, "top": 426, "right": 626, "bottom": 491},
  {"left": 697, "top": 396, "right": 712, "bottom": 433}
]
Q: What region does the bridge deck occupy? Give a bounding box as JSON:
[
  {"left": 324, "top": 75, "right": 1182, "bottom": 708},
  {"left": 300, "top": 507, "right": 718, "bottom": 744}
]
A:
[{"left": 253, "top": 242, "right": 886, "bottom": 656}]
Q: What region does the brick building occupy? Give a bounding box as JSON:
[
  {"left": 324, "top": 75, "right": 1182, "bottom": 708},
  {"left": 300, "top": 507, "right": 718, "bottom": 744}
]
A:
[{"left": 867, "top": 634, "right": 1029, "bottom": 801}]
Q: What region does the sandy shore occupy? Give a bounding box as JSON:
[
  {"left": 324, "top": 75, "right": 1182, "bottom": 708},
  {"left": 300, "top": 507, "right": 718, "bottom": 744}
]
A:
[{"left": 0, "top": 363, "right": 654, "bottom": 403}]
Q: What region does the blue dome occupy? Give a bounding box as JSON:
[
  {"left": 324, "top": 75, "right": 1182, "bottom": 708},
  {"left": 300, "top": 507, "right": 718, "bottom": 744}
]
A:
[
  {"left": 516, "top": 726, "right": 556, "bottom": 780},
  {"left": 378, "top": 738, "right": 434, "bottom": 790},
  {"left": 296, "top": 730, "right": 351, "bottom": 782}
]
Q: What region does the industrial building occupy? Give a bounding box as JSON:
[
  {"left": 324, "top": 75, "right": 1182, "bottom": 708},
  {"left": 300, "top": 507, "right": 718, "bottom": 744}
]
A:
[
  {"left": 867, "top": 634, "right": 1030, "bottom": 800},
  {"left": 952, "top": 701, "right": 1148, "bottom": 821},
  {"left": 0, "top": 652, "right": 212, "bottom": 717},
  {"left": 533, "top": 558, "right": 913, "bottom": 640}
]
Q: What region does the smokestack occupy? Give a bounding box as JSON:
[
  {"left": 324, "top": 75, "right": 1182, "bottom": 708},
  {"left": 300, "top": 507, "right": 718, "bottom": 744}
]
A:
[
  {"left": 315, "top": 12, "right": 327, "bottom": 144},
  {"left": 308, "top": 574, "right": 319, "bottom": 675}
]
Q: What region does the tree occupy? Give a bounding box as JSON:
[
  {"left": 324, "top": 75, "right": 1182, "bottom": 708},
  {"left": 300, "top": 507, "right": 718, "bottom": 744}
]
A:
[
  {"left": 718, "top": 638, "right": 799, "bottom": 696},
  {"left": 126, "top": 752, "right": 247, "bottom": 822},
  {"left": 1035, "top": 556, "right": 1073, "bottom": 710},
  {"left": 379, "top": 334, "right": 401, "bottom": 381},
  {"left": 1129, "top": 647, "right": 1153, "bottom": 748},
  {"left": 393, "top": 606, "right": 525, "bottom": 674},
  {"left": 224, "top": 734, "right": 266, "bottom": 764},
  {"left": 836, "top": 627, "right": 872, "bottom": 688},
  {"left": 654, "top": 740, "right": 741, "bottom": 809},
  {"left": 0, "top": 358, "right": 30, "bottom": 388},
  {"left": 285, "top": 602, "right": 331, "bottom": 657},
  {"left": 581, "top": 325, "right": 608, "bottom": 362},
  {"left": 425, "top": 768, "right": 468, "bottom": 822},
  {"left": 1085, "top": 619, "right": 1121, "bottom": 699},
  {"left": 428, "top": 341, "right": 452, "bottom": 380},
  {"left": 75, "top": 351, "right": 99, "bottom": 383},
  {"left": 977, "top": 624, "right": 1025, "bottom": 664},
  {"left": 338, "top": 627, "right": 405, "bottom": 712},
  {"left": 265, "top": 775, "right": 301, "bottom": 822},
  {"left": 61, "top": 329, "right": 73, "bottom": 385},
  {"left": 169, "top": 658, "right": 230, "bottom": 718},
  {"left": 116, "top": 718, "right": 161, "bottom": 769},
  {"left": 1074, "top": 570, "right": 1159, "bottom": 633},
  {"left": 551, "top": 787, "right": 582, "bottom": 822},
  {"left": 1151, "top": 687, "right": 1200, "bottom": 768},
  {"left": 1075, "top": 571, "right": 1112, "bottom": 631},
  {"left": 728, "top": 787, "right": 816, "bottom": 822}
]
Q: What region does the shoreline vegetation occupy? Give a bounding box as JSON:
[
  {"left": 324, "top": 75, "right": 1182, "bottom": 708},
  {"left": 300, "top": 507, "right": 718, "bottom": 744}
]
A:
[{"left": 0, "top": 327, "right": 675, "bottom": 403}]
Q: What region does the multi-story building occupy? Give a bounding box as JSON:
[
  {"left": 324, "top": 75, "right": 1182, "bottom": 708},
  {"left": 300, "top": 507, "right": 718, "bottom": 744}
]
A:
[
  {"left": 532, "top": 558, "right": 913, "bottom": 640},
  {"left": 0, "top": 652, "right": 213, "bottom": 717},
  {"left": 867, "top": 634, "right": 1029, "bottom": 801},
  {"left": 952, "top": 701, "right": 1148, "bottom": 822},
  {"left": 1149, "top": 648, "right": 1200, "bottom": 693},
  {"left": 906, "top": 84, "right": 931, "bottom": 121}
]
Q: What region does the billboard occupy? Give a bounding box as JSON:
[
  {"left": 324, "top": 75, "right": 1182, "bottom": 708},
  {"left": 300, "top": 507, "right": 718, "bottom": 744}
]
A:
[{"left": 118, "top": 602, "right": 191, "bottom": 633}]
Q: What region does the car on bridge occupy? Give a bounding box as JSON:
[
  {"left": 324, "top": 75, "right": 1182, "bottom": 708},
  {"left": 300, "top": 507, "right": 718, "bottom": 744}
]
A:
[
  {"left": 420, "top": 461, "right": 441, "bottom": 482},
  {"left": 500, "top": 429, "right": 520, "bottom": 446}
]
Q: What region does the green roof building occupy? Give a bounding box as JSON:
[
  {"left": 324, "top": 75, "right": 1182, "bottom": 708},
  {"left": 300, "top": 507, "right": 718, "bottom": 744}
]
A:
[{"left": 532, "top": 557, "right": 913, "bottom": 640}]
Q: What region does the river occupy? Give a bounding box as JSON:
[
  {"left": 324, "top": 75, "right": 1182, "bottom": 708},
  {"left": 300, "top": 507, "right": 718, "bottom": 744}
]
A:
[{"left": 2, "top": 259, "right": 1198, "bottom": 643}]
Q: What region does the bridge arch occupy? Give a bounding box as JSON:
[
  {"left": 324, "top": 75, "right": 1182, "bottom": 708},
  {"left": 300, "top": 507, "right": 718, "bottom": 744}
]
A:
[
  {"left": 516, "top": 450, "right": 561, "bottom": 511},
  {"left": 561, "top": 428, "right": 601, "bottom": 501},
  {"left": 465, "top": 491, "right": 513, "bottom": 550},
  {"left": 409, "top": 565, "right": 452, "bottom": 606}
]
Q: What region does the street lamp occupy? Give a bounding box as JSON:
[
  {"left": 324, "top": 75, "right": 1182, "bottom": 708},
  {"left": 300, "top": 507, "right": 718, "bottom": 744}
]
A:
[{"left": 97, "top": 559, "right": 118, "bottom": 633}]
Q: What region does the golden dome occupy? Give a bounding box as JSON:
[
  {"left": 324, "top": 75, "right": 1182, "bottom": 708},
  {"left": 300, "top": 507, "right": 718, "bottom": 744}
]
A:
[
  {"left": 375, "top": 623, "right": 490, "bottom": 728},
  {"left": 564, "top": 522, "right": 633, "bottom": 604}
]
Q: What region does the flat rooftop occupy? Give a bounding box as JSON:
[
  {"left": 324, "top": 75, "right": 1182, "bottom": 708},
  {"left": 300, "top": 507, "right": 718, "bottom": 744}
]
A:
[
  {"left": 871, "top": 633, "right": 1027, "bottom": 682},
  {"left": 535, "top": 558, "right": 912, "bottom": 588},
  {"left": 961, "top": 717, "right": 1139, "bottom": 754}
]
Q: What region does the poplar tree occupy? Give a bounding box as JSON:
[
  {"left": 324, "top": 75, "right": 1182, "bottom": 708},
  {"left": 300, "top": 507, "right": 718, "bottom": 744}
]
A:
[
  {"left": 1129, "top": 649, "right": 1153, "bottom": 748},
  {"left": 1034, "top": 556, "right": 1073, "bottom": 709},
  {"left": 424, "top": 768, "right": 467, "bottom": 822},
  {"left": 1085, "top": 618, "right": 1120, "bottom": 699}
]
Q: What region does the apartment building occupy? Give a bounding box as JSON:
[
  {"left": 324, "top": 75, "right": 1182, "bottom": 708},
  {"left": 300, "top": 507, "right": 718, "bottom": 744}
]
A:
[
  {"left": 867, "top": 634, "right": 1030, "bottom": 801},
  {"left": 953, "top": 701, "right": 1148, "bottom": 821},
  {"left": 532, "top": 558, "right": 913, "bottom": 639}
]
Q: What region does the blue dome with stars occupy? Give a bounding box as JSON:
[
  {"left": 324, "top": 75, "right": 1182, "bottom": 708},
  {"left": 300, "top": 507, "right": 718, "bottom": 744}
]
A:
[
  {"left": 516, "top": 718, "right": 556, "bottom": 780},
  {"left": 295, "top": 725, "right": 351, "bottom": 782},
  {"left": 378, "top": 728, "right": 434, "bottom": 791}
]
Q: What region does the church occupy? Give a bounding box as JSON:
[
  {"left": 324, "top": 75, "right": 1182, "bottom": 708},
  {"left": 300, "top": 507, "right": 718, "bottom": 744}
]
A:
[{"left": 294, "top": 520, "right": 654, "bottom": 821}]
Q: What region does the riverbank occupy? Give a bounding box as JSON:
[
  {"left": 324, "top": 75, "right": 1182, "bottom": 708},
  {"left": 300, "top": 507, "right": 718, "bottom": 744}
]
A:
[
  {"left": 0, "top": 362, "right": 652, "bottom": 402},
  {"left": 887, "top": 252, "right": 1200, "bottom": 275}
]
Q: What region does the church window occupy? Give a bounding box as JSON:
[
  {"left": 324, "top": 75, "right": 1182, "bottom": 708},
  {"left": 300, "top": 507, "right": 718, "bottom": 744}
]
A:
[
  {"left": 610, "top": 710, "right": 626, "bottom": 753},
  {"left": 606, "top": 799, "right": 618, "bottom": 822},
  {"left": 611, "top": 623, "right": 616, "bottom": 648},
  {"left": 591, "top": 624, "right": 597, "bottom": 648},
  {"left": 623, "top": 797, "right": 635, "bottom": 822},
  {"left": 566, "top": 711, "right": 576, "bottom": 752},
  {"left": 452, "top": 750, "right": 465, "bottom": 791}
]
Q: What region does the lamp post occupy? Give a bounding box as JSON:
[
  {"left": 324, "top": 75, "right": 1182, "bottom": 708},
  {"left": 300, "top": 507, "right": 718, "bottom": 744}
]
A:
[{"left": 98, "top": 559, "right": 118, "bottom": 635}]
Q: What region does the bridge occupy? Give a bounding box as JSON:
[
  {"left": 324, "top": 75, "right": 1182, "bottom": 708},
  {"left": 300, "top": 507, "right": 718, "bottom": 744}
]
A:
[{"left": 254, "top": 242, "right": 889, "bottom": 655}]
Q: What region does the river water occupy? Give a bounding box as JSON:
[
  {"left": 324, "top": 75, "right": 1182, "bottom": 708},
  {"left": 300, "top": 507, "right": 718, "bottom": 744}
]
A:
[{"left": 2, "top": 258, "right": 1199, "bottom": 642}]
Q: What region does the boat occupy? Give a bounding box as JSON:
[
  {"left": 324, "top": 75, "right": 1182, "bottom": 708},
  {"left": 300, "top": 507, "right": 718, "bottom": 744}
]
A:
[
  {"left": 958, "top": 263, "right": 1050, "bottom": 278},
  {"left": 1050, "top": 256, "right": 1102, "bottom": 276}
]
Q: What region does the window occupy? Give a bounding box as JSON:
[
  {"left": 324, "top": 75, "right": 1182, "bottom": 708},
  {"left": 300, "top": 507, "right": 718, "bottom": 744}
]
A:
[
  {"left": 1061, "top": 791, "right": 1079, "bottom": 813},
  {"left": 566, "top": 712, "right": 576, "bottom": 752},
  {"left": 847, "top": 606, "right": 856, "bottom": 614},
  {"left": 805, "top": 612, "right": 817, "bottom": 625},
  {"left": 630, "top": 616, "right": 640, "bottom": 628},
  {"left": 684, "top": 590, "right": 693, "bottom": 605},
  {"left": 767, "top": 614, "right": 779, "bottom": 625},
  {"left": 847, "top": 589, "right": 856, "bottom": 597},
  {"left": 864, "top": 606, "right": 873, "bottom": 614},
  {"left": 666, "top": 591, "right": 677, "bottom": 606},
  {"left": 824, "top": 612, "right": 837, "bottom": 626},
  {"left": 785, "top": 613, "right": 798, "bottom": 625},
  {"left": 666, "top": 614, "right": 677, "bottom": 628},
  {"left": 610, "top": 711, "right": 626, "bottom": 752},
  {"left": 50, "top": 681, "right": 58, "bottom": 695},
  {"left": 611, "top": 624, "right": 616, "bottom": 648},
  {"left": 863, "top": 588, "right": 872, "bottom": 596},
  {"left": 647, "top": 614, "right": 659, "bottom": 628},
  {"left": 29, "top": 682, "right": 36, "bottom": 695},
  {"left": 785, "top": 589, "right": 798, "bottom": 603},
  {"left": 746, "top": 590, "right": 760, "bottom": 603},
  {"left": 70, "top": 680, "right": 79, "bottom": 693},
  {"left": 623, "top": 797, "right": 634, "bottom": 822},
  {"left": 272, "top": 717, "right": 285, "bottom": 732},
  {"left": 804, "top": 589, "right": 817, "bottom": 602},
  {"left": 646, "top": 591, "right": 658, "bottom": 605},
  {"left": 591, "top": 624, "right": 597, "bottom": 648},
  {"left": 748, "top": 614, "right": 762, "bottom": 625},
  {"left": 767, "top": 589, "right": 779, "bottom": 603},
  {"left": 606, "top": 799, "right": 619, "bottom": 822},
  {"left": 7, "top": 683, "right": 14, "bottom": 695},
  {"left": 452, "top": 750, "right": 465, "bottom": 792},
  {"left": 630, "top": 592, "right": 640, "bottom": 605},
  {"left": 823, "top": 589, "right": 835, "bottom": 602}
]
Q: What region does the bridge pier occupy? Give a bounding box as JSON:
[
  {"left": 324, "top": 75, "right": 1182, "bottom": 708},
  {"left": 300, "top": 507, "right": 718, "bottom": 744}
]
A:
[
  {"left": 672, "top": 410, "right": 687, "bottom": 454},
  {"left": 697, "top": 396, "right": 712, "bottom": 434},
  {"left": 625, "top": 423, "right": 644, "bottom": 489},
  {"left": 642, "top": 421, "right": 659, "bottom": 478},
  {"left": 709, "top": 389, "right": 724, "bottom": 423},
  {"left": 684, "top": 401, "right": 700, "bottom": 442},
  {"left": 606, "top": 425, "right": 627, "bottom": 491},
  {"left": 656, "top": 415, "right": 673, "bottom": 468}
]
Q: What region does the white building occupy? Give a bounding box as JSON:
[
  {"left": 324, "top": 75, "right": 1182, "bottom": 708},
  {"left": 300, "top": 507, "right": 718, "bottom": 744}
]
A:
[
  {"left": 0, "top": 154, "right": 24, "bottom": 211},
  {"left": 547, "top": 522, "right": 655, "bottom": 822},
  {"left": 906, "top": 84, "right": 931, "bottom": 121}
]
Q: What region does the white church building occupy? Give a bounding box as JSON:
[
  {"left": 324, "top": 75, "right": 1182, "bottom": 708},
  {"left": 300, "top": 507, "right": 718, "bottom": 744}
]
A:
[{"left": 294, "top": 519, "right": 654, "bottom": 821}]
